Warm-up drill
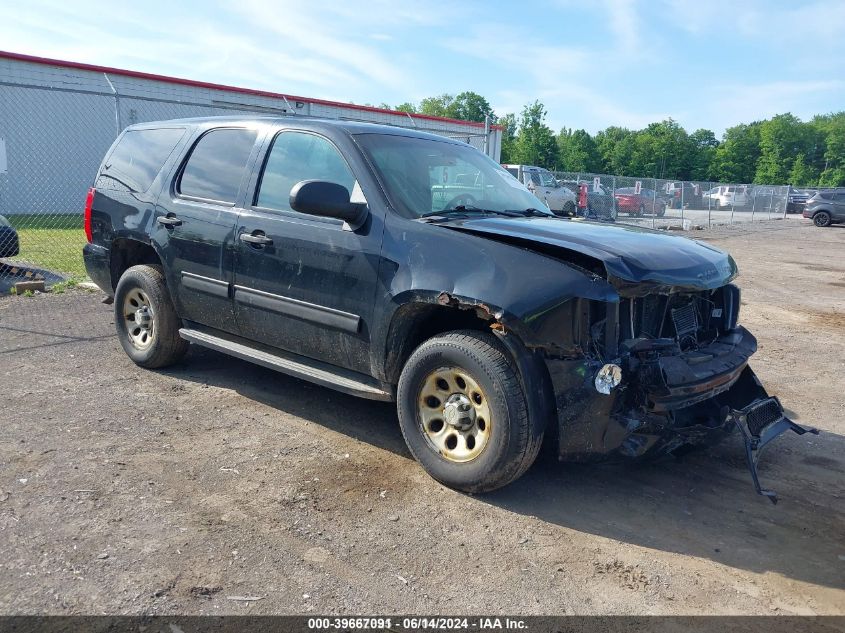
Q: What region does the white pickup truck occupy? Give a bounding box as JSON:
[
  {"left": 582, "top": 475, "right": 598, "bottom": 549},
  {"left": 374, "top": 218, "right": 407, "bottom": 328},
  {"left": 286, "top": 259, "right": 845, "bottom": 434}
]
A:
[{"left": 502, "top": 164, "right": 577, "bottom": 216}]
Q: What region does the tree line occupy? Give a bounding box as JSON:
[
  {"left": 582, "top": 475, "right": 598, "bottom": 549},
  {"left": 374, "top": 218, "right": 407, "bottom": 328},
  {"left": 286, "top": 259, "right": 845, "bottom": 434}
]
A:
[{"left": 384, "top": 92, "right": 845, "bottom": 186}]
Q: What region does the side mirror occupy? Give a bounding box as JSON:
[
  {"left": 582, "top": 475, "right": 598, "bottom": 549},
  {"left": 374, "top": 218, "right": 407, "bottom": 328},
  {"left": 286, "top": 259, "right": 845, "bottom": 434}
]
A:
[{"left": 289, "top": 180, "right": 367, "bottom": 227}]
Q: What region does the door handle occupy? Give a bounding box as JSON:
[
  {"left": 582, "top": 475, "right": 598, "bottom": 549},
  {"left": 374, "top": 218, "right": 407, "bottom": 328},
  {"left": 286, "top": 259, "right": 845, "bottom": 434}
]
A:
[
  {"left": 157, "top": 215, "right": 182, "bottom": 227},
  {"left": 239, "top": 232, "right": 273, "bottom": 246}
]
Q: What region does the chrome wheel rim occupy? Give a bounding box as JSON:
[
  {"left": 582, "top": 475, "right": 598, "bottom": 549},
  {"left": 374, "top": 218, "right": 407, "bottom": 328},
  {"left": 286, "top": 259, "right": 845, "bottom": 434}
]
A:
[
  {"left": 123, "top": 288, "right": 155, "bottom": 350},
  {"left": 417, "top": 366, "right": 492, "bottom": 463}
]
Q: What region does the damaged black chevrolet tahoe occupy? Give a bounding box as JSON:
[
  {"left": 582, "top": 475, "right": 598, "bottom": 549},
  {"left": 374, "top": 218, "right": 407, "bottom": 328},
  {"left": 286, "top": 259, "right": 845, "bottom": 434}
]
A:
[{"left": 83, "top": 117, "right": 816, "bottom": 502}]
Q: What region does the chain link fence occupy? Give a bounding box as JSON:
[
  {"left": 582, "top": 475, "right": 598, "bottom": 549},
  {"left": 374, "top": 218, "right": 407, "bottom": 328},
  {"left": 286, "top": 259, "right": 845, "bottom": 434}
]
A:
[{"left": 552, "top": 172, "right": 792, "bottom": 230}]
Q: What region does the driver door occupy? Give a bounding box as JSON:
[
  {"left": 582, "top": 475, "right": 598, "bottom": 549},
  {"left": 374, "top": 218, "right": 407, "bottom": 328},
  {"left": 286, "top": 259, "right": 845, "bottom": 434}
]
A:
[{"left": 232, "top": 129, "right": 382, "bottom": 374}]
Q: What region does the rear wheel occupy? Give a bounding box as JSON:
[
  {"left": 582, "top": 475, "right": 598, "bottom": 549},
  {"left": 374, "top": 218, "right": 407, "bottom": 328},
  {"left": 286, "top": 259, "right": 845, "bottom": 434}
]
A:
[
  {"left": 396, "top": 330, "right": 544, "bottom": 493},
  {"left": 813, "top": 211, "right": 832, "bottom": 227},
  {"left": 638, "top": 203, "right": 645, "bottom": 217},
  {"left": 562, "top": 200, "right": 576, "bottom": 217},
  {"left": 114, "top": 264, "right": 189, "bottom": 368}
]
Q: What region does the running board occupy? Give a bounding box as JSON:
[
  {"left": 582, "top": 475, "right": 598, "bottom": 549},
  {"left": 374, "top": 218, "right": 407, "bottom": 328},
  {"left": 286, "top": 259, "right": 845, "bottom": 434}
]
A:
[{"left": 179, "top": 326, "right": 393, "bottom": 401}]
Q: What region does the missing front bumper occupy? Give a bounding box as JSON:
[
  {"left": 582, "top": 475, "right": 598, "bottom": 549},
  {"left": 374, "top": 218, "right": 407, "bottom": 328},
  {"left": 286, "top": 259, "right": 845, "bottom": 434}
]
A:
[{"left": 729, "top": 395, "right": 818, "bottom": 504}]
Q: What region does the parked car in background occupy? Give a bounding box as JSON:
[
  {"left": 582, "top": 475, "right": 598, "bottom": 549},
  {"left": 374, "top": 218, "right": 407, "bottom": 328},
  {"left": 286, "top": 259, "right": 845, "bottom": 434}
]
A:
[
  {"left": 502, "top": 164, "right": 577, "bottom": 216},
  {"left": 613, "top": 187, "right": 667, "bottom": 217},
  {"left": 82, "top": 115, "right": 813, "bottom": 500},
  {"left": 561, "top": 180, "right": 617, "bottom": 219},
  {"left": 665, "top": 182, "right": 703, "bottom": 209},
  {"left": 703, "top": 185, "right": 751, "bottom": 209},
  {"left": 0, "top": 214, "right": 20, "bottom": 258},
  {"left": 748, "top": 186, "right": 785, "bottom": 215},
  {"left": 786, "top": 187, "right": 813, "bottom": 214},
  {"left": 803, "top": 189, "right": 845, "bottom": 227}
]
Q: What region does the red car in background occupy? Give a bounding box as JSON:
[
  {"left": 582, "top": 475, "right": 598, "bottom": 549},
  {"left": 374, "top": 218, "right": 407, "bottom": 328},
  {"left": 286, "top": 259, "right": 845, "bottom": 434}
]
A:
[{"left": 614, "top": 187, "right": 667, "bottom": 217}]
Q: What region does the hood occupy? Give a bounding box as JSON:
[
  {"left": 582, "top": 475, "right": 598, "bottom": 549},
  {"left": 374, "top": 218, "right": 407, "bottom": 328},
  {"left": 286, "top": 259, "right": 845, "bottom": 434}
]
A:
[{"left": 439, "top": 216, "right": 737, "bottom": 295}]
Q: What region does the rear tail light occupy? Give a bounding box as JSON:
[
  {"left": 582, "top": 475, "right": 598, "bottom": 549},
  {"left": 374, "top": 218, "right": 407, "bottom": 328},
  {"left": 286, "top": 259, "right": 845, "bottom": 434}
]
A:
[{"left": 84, "top": 187, "right": 95, "bottom": 243}]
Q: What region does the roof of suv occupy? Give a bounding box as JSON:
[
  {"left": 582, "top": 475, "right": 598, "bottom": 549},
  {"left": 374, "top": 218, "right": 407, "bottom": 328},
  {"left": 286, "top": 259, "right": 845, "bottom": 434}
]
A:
[{"left": 128, "top": 115, "right": 465, "bottom": 145}]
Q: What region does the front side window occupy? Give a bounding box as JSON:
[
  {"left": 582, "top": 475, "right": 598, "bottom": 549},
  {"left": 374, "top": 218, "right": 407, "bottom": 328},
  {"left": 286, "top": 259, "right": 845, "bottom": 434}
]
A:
[
  {"left": 179, "top": 128, "right": 258, "bottom": 204},
  {"left": 256, "top": 131, "right": 356, "bottom": 212},
  {"left": 356, "top": 134, "right": 549, "bottom": 217}
]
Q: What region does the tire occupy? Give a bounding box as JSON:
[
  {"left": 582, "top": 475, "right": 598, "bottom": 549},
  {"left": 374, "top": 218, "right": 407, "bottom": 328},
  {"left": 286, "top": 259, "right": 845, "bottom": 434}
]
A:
[
  {"left": 563, "top": 201, "right": 576, "bottom": 217},
  {"left": 813, "top": 211, "right": 832, "bottom": 227},
  {"left": 396, "top": 330, "right": 543, "bottom": 493},
  {"left": 657, "top": 204, "right": 666, "bottom": 218},
  {"left": 114, "top": 264, "right": 189, "bottom": 368},
  {"left": 638, "top": 203, "right": 645, "bottom": 217}
]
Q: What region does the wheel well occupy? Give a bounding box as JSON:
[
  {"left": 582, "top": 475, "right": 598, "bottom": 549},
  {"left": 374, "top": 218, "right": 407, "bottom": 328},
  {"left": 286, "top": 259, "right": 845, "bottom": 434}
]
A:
[
  {"left": 384, "top": 302, "right": 495, "bottom": 384},
  {"left": 109, "top": 239, "right": 162, "bottom": 290}
]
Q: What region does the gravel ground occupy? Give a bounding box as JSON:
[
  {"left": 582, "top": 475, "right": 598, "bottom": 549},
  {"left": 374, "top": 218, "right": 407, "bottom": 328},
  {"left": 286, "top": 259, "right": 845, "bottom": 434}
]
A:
[{"left": 0, "top": 219, "right": 843, "bottom": 615}]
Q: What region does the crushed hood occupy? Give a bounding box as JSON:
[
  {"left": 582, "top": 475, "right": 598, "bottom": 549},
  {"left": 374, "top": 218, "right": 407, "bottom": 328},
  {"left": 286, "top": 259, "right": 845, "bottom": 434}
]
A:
[{"left": 439, "top": 216, "right": 738, "bottom": 295}]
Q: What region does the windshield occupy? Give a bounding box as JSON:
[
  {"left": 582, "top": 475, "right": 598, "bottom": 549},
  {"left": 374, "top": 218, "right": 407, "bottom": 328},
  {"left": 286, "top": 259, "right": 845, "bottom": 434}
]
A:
[
  {"left": 355, "top": 133, "right": 550, "bottom": 217},
  {"left": 538, "top": 169, "right": 558, "bottom": 187}
]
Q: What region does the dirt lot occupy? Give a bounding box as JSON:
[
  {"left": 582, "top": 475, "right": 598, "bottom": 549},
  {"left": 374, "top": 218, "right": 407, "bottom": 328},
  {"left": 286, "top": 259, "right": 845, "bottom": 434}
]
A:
[{"left": 0, "top": 219, "right": 843, "bottom": 615}]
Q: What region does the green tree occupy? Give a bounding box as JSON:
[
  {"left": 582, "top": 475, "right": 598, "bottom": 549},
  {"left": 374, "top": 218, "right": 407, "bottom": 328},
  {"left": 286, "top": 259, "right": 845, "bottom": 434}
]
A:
[
  {"left": 754, "top": 113, "right": 813, "bottom": 184},
  {"left": 788, "top": 153, "right": 818, "bottom": 186},
  {"left": 447, "top": 91, "right": 492, "bottom": 123},
  {"left": 712, "top": 122, "right": 762, "bottom": 183},
  {"left": 813, "top": 112, "right": 845, "bottom": 186},
  {"left": 594, "top": 126, "right": 635, "bottom": 174},
  {"left": 418, "top": 94, "right": 454, "bottom": 118},
  {"left": 557, "top": 128, "right": 601, "bottom": 172},
  {"left": 689, "top": 128, "right": 719, "bottom": 181},
  {"left": 394, "top": 102, "right": 417, "bottom": 113},
  {"left": 499, "top": 113, "right": 517, "bottom": 164},
  {"left": 512, "top": 101, "right": 559, "bottom": 168}
]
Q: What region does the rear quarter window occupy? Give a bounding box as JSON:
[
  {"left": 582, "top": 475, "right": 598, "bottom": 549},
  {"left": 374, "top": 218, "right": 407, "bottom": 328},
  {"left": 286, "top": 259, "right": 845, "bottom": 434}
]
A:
[
  {"left": 178, "top": 128, "right": 258, "bottom": 204},
  {"left": 96, "top": 127, "right": 186, "bottom": 193}
]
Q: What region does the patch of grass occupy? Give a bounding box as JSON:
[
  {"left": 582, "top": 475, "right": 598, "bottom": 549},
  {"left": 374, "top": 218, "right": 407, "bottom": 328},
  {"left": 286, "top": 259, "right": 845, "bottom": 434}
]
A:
[
  {"left": 15, "top": 227, "right": 88, "bottom": 279},
  {"left": 7, "top": 213, "right": 84, "bottom": 231},
  {"left": 5, "top": 214, "right": 88, "bottom": 280}
]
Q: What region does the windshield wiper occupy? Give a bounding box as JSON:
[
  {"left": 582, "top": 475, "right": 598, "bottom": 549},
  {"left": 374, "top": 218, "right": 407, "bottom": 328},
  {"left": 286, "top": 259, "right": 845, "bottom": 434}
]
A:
[
  {"left": 420, "top": 206, "right": 524, "bottom": 220},
  {"left": 508, "top": 207, "right": 553, "bottom": 217}
]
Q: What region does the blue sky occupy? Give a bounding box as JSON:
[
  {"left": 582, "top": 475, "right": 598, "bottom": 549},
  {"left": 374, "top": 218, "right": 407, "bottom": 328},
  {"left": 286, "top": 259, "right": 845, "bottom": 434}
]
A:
[{"left": 1, "top": 0, "right": 843, "bottom": 136}]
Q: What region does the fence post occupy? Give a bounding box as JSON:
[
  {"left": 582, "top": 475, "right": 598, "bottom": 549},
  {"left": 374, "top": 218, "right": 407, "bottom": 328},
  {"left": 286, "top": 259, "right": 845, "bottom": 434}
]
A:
[
  {"left": 707, "top": 181, "right": 712, "bottom": 228},
  {"left": 751, "top": 187, "right": 756, "bottom": 223},
  {"left": 652, "top": 179, "right": 657, "bottom": 229},
  {"left": 103, "top": 72, "right": 122, "bottom": 138},
  {"left": 730, "top": 186, "right": 736, "bottom": 224},
  {"left": 780, "top": 185, "right": 786, "bottom": 219},
  {"left": 680, "top": 181, "right": 685, "bottom": 224}
]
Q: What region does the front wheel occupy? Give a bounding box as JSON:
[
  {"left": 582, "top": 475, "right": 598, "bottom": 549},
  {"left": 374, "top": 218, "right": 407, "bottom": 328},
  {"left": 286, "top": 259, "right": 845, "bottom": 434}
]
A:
[
  {"left": 396, "top": 331, "right": 544, "bottom": 493},
  {"left": 114, "top": 264, "right": 189, "bottom": 368},
  {"left": 813, "top": 211, "right": 832, "bottom": 227}
]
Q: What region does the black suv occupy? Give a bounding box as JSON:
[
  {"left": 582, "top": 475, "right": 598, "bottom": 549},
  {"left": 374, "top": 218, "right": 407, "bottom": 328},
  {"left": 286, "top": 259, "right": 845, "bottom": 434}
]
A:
[
  {"left": 83, "top": 116, "right": 815, "bottom": 500},
  {"left": 803, "top": 189, "right": 845, "bottom": 226}
]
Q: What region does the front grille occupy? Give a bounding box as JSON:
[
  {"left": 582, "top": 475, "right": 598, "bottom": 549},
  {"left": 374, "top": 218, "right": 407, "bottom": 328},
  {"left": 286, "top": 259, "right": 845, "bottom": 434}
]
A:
[
  {"left": 672, "top": 302, "right": 699, "bottom": 338},
  {"left": 746, "top": 398, "right": 783, "bottom": 436}
]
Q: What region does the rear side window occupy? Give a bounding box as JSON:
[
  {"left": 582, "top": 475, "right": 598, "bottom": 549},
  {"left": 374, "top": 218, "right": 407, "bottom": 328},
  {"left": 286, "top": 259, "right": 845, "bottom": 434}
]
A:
[
  {"left": 819, "top": 192, "right": 833, "bottom": 200},
  {"left": 97, "top": 128, "right": 185, "bottom": 193},
  {"left": 179, "top": 128, "right": 258, "bottom": 204}
]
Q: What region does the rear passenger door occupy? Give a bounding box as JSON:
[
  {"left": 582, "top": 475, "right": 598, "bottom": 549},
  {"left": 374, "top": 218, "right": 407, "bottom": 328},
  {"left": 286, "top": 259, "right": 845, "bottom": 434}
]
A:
[
  {"left": 833, "top": 192, "right": 845, "bottom": 220},
  {"left": 233, "top": 129, "right": 382, "bottom": 375},
  {"left": 153, "top": 126, "right": 261, "bottom": 333}
]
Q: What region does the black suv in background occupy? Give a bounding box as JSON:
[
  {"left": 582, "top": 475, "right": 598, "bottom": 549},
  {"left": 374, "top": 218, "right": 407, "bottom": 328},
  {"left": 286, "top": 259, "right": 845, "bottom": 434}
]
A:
[
  {"left": 803, "top": 189, "right": 845, "bottom": 226},
  {"left": 83, "top": 116, "right": 815, "bottom": 500}
]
